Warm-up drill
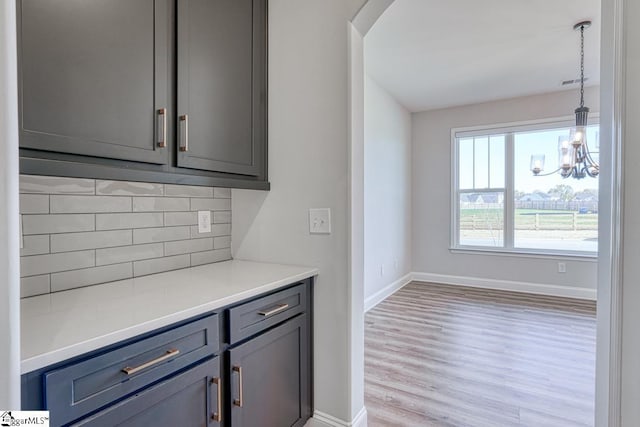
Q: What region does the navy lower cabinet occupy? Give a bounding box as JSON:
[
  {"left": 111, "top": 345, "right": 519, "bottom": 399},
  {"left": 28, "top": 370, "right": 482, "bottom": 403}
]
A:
[
  {"left": 226, "top": 282, "right": 312, "bottom": 427},
  {"left": 228, "top": 315, "right": 310, "bottom": 427},
  {"left": 72, "top": 356, "right": 221, "bottom": 427},
  {"left": 21, "top": 279, "right": 313, "bottom": 427}
]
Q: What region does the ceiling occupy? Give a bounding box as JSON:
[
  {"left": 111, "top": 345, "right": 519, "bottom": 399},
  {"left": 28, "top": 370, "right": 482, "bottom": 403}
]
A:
[{"left": 364, "top": 0, "right": 601, "bottom": 112}]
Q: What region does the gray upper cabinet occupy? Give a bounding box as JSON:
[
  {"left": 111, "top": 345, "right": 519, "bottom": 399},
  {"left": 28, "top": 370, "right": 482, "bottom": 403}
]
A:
[
  {"left": 177, "top": 0, "right": 266, "bottom": 177},
  {"left": 17, "top": 0, "right": 268, "bottom": 189},
  {"left": 18, "top": 0, "right": 170, "bottom": 165}
]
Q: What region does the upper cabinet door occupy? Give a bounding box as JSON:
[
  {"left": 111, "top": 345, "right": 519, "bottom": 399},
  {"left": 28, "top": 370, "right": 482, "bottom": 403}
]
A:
[
  {"left": 18, "top": 0, "right": 170, "bottom": 165},
  {"left": 176, "top": 0, "right": 266, "bottom": 177}
]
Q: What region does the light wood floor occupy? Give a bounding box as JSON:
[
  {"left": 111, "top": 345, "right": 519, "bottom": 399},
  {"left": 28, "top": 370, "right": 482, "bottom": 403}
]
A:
[{"left": 364, "top": 282, "right": 596, "bottom": 427}]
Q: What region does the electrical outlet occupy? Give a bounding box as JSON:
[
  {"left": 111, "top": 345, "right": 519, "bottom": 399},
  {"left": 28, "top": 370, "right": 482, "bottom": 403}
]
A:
[
  {"left": 309, "top": 208, "right": 331, "bottom": 234},
  {"left": 558, "top": 262, "right": 566, "bottom": 273},
  {"left": 197, "top": 210, "right": 211, "bottom": 233},
  {"left": 380, "top": 264, "right": 385, "bottom": 277}
]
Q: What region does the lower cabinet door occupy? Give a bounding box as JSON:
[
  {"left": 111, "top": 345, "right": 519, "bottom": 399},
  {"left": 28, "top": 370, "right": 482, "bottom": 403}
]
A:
[
  {"left": 229, "top": 314, "right": 310, "bottom": 427},
  {"left": 72, "top": 356, "right": 222, "bottom": 427}
]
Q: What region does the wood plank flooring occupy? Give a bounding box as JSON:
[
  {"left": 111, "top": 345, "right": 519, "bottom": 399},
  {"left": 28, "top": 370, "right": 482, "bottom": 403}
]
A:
[{"left": 364, "top": 282, "right": 596, "bottom": 427}]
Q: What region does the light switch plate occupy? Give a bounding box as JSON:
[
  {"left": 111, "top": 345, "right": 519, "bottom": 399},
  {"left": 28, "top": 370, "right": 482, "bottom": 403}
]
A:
[
  {"left": 198, "top": 210, "right": 212, "bottom": 233},
  {"left": 309, "top": 208, "right": 331, "bottom": 234}
]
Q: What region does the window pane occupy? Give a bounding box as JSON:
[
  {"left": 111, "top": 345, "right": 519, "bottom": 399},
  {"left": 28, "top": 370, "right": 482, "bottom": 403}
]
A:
[
  {"left": 474, "top": 137, "right": 489, "bottom": 189},
  {"left": 458, "top": 138, "right": 474, "bottom": 190},
  {"left": 489, "top": 135, "right": 505, "bottom": 188},
  {"left": 459, "top": 191, "right": 504, "bottom": 247},
  {"left": 513, "top": 128, "right": 598, "bottom": 252}
]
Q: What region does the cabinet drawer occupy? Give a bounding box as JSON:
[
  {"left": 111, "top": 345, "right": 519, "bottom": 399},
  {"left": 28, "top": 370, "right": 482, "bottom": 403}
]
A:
[
  {"left": 72, "top": 356, "right": 221, "bottom": 427},
  {"left": 229, "top": 283, "right": 307, "bottom": 344},
  {"left": 45, "top": 314, "right": 219, "bottom": 426}
]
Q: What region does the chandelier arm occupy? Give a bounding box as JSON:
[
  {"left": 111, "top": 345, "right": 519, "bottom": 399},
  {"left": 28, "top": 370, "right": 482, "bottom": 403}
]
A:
[
  {"left": 533, "top": 167, "right": 564, "bottom": 177},
  {"left": 585, "top": 166, "right": 599, "bottom": 178},
  {"left": 582, "top": 139, "right": 600, "bottom": 167},
  {"left": 584, "top": 151, "right": 600, "bottom": 168}
]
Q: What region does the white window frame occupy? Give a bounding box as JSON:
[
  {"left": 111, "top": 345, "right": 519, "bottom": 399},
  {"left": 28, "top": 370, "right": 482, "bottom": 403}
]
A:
[{"left": 451, "top": 115, "right": 599, "bottom": 259}]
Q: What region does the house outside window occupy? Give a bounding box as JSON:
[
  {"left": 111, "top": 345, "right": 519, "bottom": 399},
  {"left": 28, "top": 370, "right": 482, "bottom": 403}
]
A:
[{"left": 452, "top": 118, "right": 599, "bottom": 256}]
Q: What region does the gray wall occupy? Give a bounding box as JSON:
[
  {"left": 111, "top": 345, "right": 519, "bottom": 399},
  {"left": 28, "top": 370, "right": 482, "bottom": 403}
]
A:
[
  {"left": 621, "top": 0, "right": 640, "bottom": 422},
  {"left": 0, "top": 0, "right": 21, "bottom": 408},
  {"left": 19, "top": 175, "right": 232, "bottom": 297},
  {"left": 364, "top": 75, "right": 412, "bottom": 306},
  {"left": 412, "top": 87, "right": 600, "bottom": 295},
  {"left": 232, "top": 0, "right": 365, "bottom": 423}
]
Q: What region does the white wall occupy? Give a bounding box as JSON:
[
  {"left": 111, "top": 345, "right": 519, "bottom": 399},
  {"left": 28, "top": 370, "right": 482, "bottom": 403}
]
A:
[
  {"left": 232, "top": 0, "right": 366, "bottom": 423},
  {"left": 0, "top": 0, "right": 21, "bottom": 408},
  {"left": 620, "top": 0, "right": 640, "bottom": 423},
  {"left": 363, "top": 75, "right": 412, "bottom": 308},
  {"left": 412, "top": 87, "right": 600, "bottom": 297},
  {"left": 348, "top": 23, "right": 366, "bottom": 425}
]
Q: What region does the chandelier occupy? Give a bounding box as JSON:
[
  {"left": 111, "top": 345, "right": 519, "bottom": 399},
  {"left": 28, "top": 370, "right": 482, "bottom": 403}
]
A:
[{"left": 530, "top": 20, "right": 599, "bottom": 179}]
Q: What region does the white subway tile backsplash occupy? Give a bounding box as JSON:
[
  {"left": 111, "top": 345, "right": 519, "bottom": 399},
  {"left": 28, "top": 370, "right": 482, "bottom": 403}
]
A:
[
  {"left": 164, "top": 211, "right": 197, "bottom": 226},
  {"left": 133, "top": 197, "right": 190, "bottom": 212},
  {"left": 96, "top": 212, "right": 164, "bottom": 230},
  {"left": 22, "top": 214, "right": 95, "bottom": 235},
  {"left": 133, "top": 226, "right": 191, "bottom": 244},
  {"left": 51, "top": 195, "right": 132, "bottom": 214},
  {"left": 133, "top": 254, "right": 190, "bottom": 277},
  {"left": 96, "top": 243, "right": 164, "bottom": 266},
  {"left": 21, "top": 275, "right": 51, "bottom": 298},
  {"left": 213, "top": 188, "right": 231, "bottom": 199},
  {"left": 96, "top": 180, "right": 164, "bottom": 196},
  {"left": 21, "top": 250, "right": 95, "bottom": 277},
  {"left": 191, "top": 248, "right": 232, "bottom": 267},
  {"left": 21, "top": 235, "right": 50, "bottom": 256},
  {"left": 190, "top": 198, "right": 231, "bottom": 211},
  {"left": 213, "top": 210, "right": 231, "bottom": 224},
  {"left": 51, "top": 230, "right": 132, "bottom": 253},
  {"left": 165, "top": 238, "right": 214, "bottom": 256},
  {"left": 214, "top": 236, "right": 231, "bottom": 249},
  {"left": 164, "top": 184, "right": 214, "bottom": 198},
  {"left": 19, "top": 175, "right": 232, "bottom": 297},
  {"left": 20, "top": 175, "right": 95, "bottom": 195},
  {"left": 20, "top": 194, "right": 49, "bottom": 214},
  {"left": 51, "top": 263, "right": 133, "bottom": 292},
  {"left": 189, "top": 223, "right": 231, "bottom": 239}
]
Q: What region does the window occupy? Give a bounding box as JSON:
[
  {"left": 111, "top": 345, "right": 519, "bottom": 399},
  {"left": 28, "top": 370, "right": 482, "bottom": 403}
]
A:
[{"left": 453, "top": 119, "right": 599, "bottom": 256}]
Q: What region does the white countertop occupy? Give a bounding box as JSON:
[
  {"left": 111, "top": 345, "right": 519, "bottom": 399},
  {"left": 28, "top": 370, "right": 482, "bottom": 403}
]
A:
[{"left": 21, "top": 260, "right": 318, "bottom": 374}]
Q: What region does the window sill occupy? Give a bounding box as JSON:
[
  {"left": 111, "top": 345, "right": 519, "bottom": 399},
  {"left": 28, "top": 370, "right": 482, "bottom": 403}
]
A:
[{"left": 449, "top": 247, "right": 598, "bottom": 262}]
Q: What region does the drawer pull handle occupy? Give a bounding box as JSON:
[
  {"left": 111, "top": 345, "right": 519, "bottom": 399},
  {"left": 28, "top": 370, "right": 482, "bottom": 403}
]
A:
[
  {"left": 157, "top": 108, "right": 167, "bottom": 148},
  {"left": 258, "top": 303, "right": 290, "bottom": 317},
  {"left": 232, "top": 365, "right": 243, "bottom": 407},
  {"left": 121, "top": 348, "right": 180, "bottom": 375},
  {"left": 179, "top": 114, "right": 189, "bottom": 152},
  {"left": 211, "top": 377, "right": 222, "bottom": 422}
]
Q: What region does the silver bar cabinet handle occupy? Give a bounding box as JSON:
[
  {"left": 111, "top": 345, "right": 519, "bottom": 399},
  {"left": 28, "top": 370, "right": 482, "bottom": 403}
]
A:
[
  {"left": 121, "top": 348, "right": 180, "bottom": 375},
  {"left": 157, "top": 108, "right": 167, "bottom": 148},
  {"left": 179, "top": 114, "right": 189, "bottom": 152},
  {"left": 233, "top": 365, "right": 243, "bottom": 407},
  {"left": 258, "top": 303, "right": 290, "bottom": 317},
  {"left": 211, "top": 377, "right": 222, "bottom": 422}
]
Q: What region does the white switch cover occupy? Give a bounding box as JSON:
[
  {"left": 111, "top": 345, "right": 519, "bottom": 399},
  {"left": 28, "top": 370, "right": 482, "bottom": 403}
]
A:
[
  {"left": 309, "top": 208, "right": 331, "bottom": 234},
  {"left": 198, "top": 210, "right": 212, "bottom": 233}
]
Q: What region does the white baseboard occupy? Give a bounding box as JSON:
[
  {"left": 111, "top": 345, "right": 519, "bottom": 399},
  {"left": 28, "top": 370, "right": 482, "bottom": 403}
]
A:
[
  {"left": 312, "top": 407, "right": 367, "bottom": 427},
  {"left": 364, "top": 273, "right": 412, "bottom": 312},
  {"left": 412, "top": 272, "right": 597, "bottom": 300}
]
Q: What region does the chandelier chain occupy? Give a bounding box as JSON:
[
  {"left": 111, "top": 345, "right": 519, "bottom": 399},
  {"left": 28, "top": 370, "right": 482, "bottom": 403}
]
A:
[{"left": 580, "top": 24, "right": 585, "bottom": 108}]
